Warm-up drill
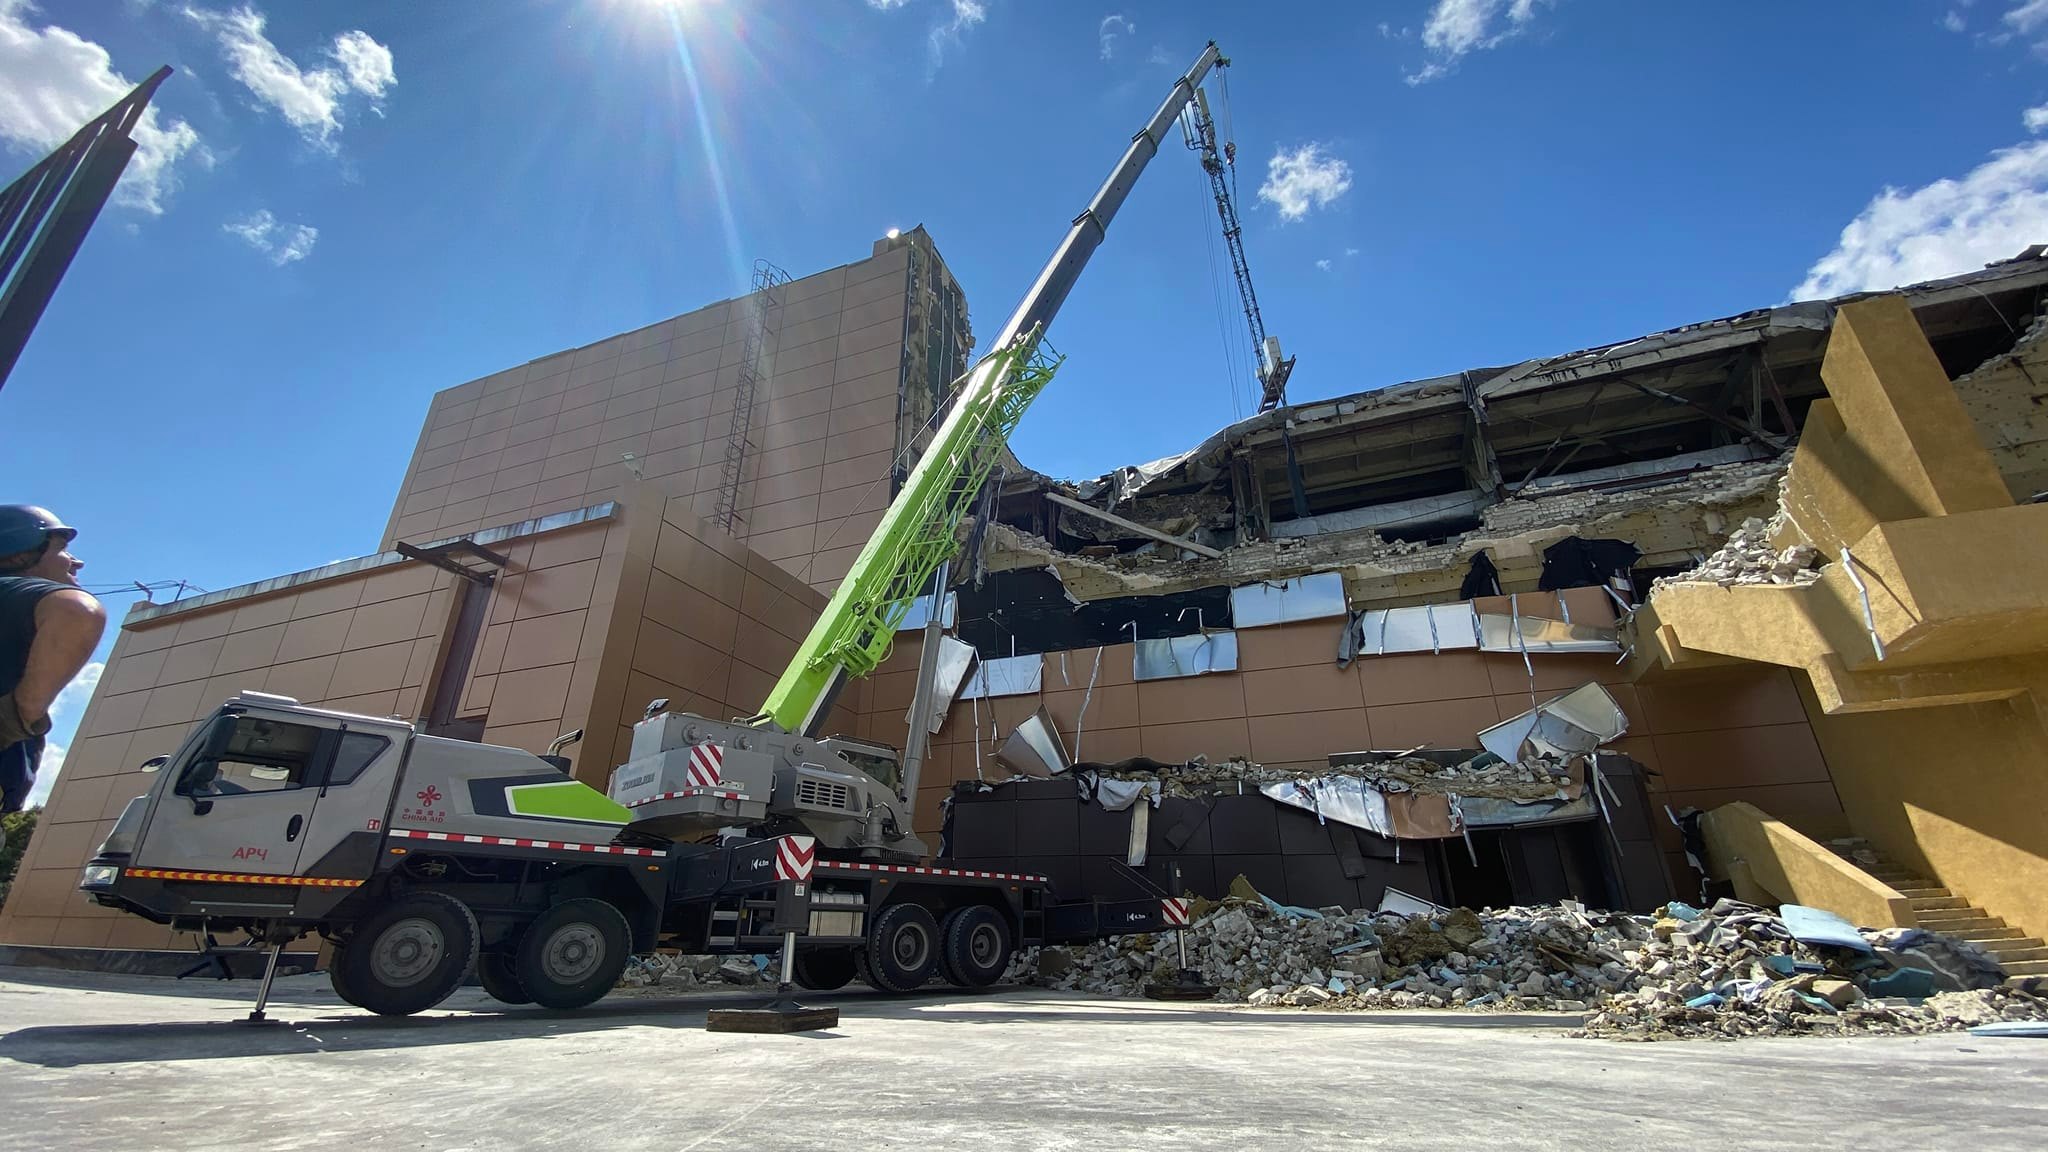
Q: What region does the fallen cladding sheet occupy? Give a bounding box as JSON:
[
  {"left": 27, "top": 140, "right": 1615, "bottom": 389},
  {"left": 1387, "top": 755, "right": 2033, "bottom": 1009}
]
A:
[
  {"left": 995, "top": 707, "right": 1072, "bottom": 778},
  {"left": 909, "top": 635, "right": 980, "bottom": 733},
  {"left": 1478, "top": 682, "right": 1629, "bottom": 764},
  {"left": 1349, "top": 603, "right": 1481, "bottom": 656}
]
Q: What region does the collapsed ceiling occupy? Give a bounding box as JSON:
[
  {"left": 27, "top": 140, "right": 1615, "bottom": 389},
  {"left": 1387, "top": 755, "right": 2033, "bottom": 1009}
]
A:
[{"left": 966, "top": 253, "right": 2048, "bottom": 614}]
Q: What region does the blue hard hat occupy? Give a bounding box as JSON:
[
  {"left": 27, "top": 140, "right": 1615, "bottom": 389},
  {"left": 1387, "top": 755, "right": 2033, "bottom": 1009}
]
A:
[{"left": 0, "top": 506, "right": 76, "bottom": 556}]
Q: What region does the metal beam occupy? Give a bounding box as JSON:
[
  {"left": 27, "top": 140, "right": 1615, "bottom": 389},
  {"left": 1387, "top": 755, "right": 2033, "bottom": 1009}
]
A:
[
  {"left": 1044, "top": 492, "right": 1224, "bottom": 558},
  {"left": 1615, "top": 377, "right": 1787, "bottom": 451}
]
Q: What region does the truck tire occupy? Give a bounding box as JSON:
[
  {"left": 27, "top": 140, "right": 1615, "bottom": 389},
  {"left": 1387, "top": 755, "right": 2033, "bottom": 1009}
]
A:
[
  {"left": 327, "top": 946, "right": 364, "bottom": 1009},
  {"left": 940, "top": 905, "right": 1012, "bottom": 989},
  {"left": 792, "top": 947, "right": 857, "bottom": 991},
  {"left": 516, "top": 897, "right": 630, "bottom": 1010},
  {"left": 477, "top": 952, "right": 531, "bottom": 1005},
  {"left": 864, "top": 902, "right": 940, "bottom": 993},
  {"left": 336, "top": 890, "right": 479, "bottom": 1016}
]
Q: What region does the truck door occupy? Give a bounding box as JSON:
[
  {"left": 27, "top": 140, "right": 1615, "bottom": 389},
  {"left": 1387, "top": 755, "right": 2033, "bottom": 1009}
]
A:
[{"left": 135, "top": 712, "right": 334, "bottom": 877}]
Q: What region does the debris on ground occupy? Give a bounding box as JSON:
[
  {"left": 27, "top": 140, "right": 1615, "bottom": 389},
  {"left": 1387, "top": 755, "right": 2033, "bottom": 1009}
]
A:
[
  {"left": 1659, "top": 511, "right": 1823, "bottom": 588},
  {"left": 614, "top": 952, "right": 769, "bottom": 992},
  {"left": 1005, "top": 885, "right": 2048, "bottom": 1041}
]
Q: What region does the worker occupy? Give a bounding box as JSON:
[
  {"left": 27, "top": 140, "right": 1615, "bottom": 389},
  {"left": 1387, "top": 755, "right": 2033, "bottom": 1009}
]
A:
[{"left": 0, "top": 506, "right": 104, "bottom": 813}]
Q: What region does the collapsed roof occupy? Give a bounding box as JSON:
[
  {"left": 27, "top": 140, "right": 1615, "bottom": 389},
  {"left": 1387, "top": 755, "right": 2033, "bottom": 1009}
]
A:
[{"left": 971, "top": 252, "right": 2048, "bottom": 611}]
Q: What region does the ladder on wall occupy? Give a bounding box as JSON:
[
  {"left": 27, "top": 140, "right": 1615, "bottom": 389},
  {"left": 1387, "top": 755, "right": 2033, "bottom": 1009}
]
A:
[{"left": 715, "top": 258, "right": 791, "bottom": 532}]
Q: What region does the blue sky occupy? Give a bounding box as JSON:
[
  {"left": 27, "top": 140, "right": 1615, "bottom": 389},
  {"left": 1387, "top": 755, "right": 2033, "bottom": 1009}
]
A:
[{"left": 7, "top": 0, "right": 2048, "bottom": 797}]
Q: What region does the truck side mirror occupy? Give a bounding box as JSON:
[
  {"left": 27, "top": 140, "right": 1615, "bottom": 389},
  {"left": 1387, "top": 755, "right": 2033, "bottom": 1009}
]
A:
[{"left": 139, "top": 755, "right": 169, "bottom": 773}]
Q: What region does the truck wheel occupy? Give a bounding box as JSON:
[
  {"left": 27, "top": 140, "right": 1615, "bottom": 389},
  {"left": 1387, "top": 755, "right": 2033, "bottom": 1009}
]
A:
[
  {"left": 940, "top": 905, "right": 1012, "bottom": 989},
  {"left": 864, "top": 902, "right": 940, "bottom": 993},
  {"left": 792, "top": 947, "right": 856, "bottom": 991},
  {"left": 516, "top": 898, "right": 630, "bottom": 1010},
  {"left": 477, "top": 952, "right": 531, "bottom": 1005},
  {"left": 337, "top": 890, "right": 479, "bottom": 1017}
]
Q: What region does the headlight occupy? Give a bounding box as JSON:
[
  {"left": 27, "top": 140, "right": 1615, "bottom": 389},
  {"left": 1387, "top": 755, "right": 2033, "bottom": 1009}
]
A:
[{"left": 79, "top": 864, "right": 120, "bottom": 889}]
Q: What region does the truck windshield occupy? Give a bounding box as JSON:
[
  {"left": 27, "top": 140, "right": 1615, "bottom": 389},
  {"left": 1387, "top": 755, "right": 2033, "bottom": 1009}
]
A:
[{"left": 836, "top": 747, "right": 900, "bottom": 793}]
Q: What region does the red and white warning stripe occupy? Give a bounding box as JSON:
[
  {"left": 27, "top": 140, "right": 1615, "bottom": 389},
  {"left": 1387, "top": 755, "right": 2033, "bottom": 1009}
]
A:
[
  {"left": 388, "top": 828, "right": 663, "bottom": 857},
  {"left": 625, "top": 787, "right": 749, "bottom": 809},
  {"left": 774, "top": 835, "right": 816, "bottom": 882},
  {"left": 1161, "top": 897, "right": 1192, "bottom": 927},
  {"left": 816, "top": 860, "right": 1048, "bottom": 883},
  {"left": 686, "top": 742, "right": 724, "bottom": 787}
]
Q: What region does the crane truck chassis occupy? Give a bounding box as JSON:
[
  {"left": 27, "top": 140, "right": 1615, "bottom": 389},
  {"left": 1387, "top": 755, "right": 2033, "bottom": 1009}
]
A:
[
  {"left": 74, "top": 42, "right": 1235, "bottom": 1018},
  {"left": 79, "top": 692, "right": 1182, "bottom": 1016}
]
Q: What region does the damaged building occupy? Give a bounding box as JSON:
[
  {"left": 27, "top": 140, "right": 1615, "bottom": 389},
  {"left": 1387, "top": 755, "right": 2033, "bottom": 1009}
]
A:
[
  {"left": 878, "top": 253, "right": 2048, "bottom": 979},
  {"left": 5, "top": 229, "right": 2047, "bottom": 985}
]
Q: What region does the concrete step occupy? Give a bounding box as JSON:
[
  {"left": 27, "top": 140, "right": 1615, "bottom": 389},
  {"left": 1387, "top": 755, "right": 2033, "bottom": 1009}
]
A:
[
  {"left": 1984, "top": 944, "right": 2048, "bottom": 964},
  {"left": 2003, "top": 959, "right": 2048, "bottom": 977},
  {"left": 1919, "top": 916, "right": 2005, "bottom": 934},
  {"left": 1909, "top": 896, "right": 1970, "bottom": 911},
  {"left": 1897, "top": 887, "right": 1953, "bottom": 899},
  {"left": 1952, "top": 926, "right": 2028, "bottom": 942}
]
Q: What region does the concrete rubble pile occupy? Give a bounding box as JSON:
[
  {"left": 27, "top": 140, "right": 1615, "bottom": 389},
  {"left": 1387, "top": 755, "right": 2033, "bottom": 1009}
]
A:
[
  {"left": 1087, "top": 753, "right": 1571, "bottom": 802},
  {"left": 1661, "top": 511, "right": 1822, "bottom": 588},
  {"left": 615, "top": 952, "right": 768, "bottom": 991},
  {"left": 1009, "top": 890, "right": 2048, "bottom": 1041}
]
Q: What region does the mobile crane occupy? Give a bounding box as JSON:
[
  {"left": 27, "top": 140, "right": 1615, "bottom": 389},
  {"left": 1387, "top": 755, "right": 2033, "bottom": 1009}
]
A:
[{"left": 77, "top": 43, "right": 1230, "bottom": 1019}]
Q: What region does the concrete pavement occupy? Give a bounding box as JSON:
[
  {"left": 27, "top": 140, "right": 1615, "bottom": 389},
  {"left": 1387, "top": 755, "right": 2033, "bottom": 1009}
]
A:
[{"left": 2, "top": 965, "right": 2045, "bottom": 1150}]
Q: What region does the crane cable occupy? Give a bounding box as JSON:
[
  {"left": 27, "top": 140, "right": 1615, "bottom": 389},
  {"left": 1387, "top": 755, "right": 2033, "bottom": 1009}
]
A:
[{"left": 1188, "top": 106, "right": 1247, "bottom": 423}]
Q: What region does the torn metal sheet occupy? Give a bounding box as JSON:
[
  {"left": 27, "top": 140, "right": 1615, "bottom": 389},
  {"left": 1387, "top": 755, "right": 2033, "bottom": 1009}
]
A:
[
  {"left": 1230, "top": 571, "right": 1348, "bottom": 628},
  {"left": 1478, "top": 682, "right": 1629, "bottom": 763},
  {"left": 1456, "top": 794, "right": 1597, "bottom": 828},
  {"left": 1477, "top": 613, "right": 1622, "bottom": 655},
  {"left": 1261, "top": 777, "right": 1394, "bottom": 838},
  {"left": 910, "top": 636, "right": 979, "bottom": 734},
  {"left": 959, "top": 652, "right": 1041, "bottom": 699},
  {"left": 1379, "top": 887, "right": 1450, "bottom": 917},
  {"left": 1350, "top": 603, "right": 1482, "bottom": 657},
  {"left": 1133, "top": 631, "right": 1239, "bottom": 681},
  {"left": 994, "top": 706, "right": 1071, "bottom": 778},
  {"left": 1779, "top": 904, "right": 1875, "bottom": 953},
  {"left": 895, "top": 591, "right": 958, "bottom": 631}
]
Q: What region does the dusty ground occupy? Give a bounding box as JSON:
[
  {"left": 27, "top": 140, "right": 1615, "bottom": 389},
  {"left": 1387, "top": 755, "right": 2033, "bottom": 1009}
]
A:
[{"left": 2, "top": 965, "right": 2045, "bottom": 1150}]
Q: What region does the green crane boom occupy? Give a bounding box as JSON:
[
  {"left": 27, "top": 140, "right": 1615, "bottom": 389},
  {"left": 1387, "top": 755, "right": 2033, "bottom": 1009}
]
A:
[{"left": 756, "top": 41, "right": 1226, "bottom": 735}]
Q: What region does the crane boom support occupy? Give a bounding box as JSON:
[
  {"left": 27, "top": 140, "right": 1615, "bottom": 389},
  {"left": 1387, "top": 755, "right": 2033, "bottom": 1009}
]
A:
[
  {"left": 757, "top": 41, "right": 1226, "bottom": 735},
  {"left": 1185, "top": 83, "right": 1292, "bottom": 411}
]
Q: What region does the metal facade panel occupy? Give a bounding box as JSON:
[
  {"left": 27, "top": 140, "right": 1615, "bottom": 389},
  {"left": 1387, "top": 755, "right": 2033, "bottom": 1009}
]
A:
[
  {"left": 1230, "top": 572, "right": 1348, "bottom": 628},
  {"left": 1133, "top": 631, "right": 1239, "bottom": 680}
]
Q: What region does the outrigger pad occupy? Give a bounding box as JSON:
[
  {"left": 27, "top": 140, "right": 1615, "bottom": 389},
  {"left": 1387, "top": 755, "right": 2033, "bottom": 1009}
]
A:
[{"left": 705, "top": 1000, "right": 840, "bottom": 1034}]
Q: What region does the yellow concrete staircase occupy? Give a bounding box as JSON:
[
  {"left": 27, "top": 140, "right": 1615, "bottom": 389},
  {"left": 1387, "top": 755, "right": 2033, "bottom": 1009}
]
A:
[{"left": 1830, "top": 840, "right": 2048, "bottom": 979}]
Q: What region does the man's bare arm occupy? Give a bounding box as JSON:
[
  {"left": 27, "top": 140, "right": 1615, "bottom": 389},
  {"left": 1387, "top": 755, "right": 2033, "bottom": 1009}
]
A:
[{"left": 13, "top": 590, "right": 106, "bottom": 724}]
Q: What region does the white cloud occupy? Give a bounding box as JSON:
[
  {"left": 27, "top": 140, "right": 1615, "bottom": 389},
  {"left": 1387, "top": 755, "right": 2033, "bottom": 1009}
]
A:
[
  {"left": 1257, "top": 143, "right": 1353, "bottom": 222},
  {"left": 2007, "top": 0, "right": 2048, "bottom": 34},
  {"left": 0, "top": 0, "right": 204, "bottom": 214},
  {"left": 182, "top": 5, "right": 393, "bottom": 148},
  {"left": 331, "top": 29, "right": 394, "bottom": 102},
  {"left": 1344, "top": 246, "right": 1360, "bottom": 257},
  {"left": 1146, "top": 43, "right": 1172, "bottom": 67},
  {"left": 1945, "top": 9, "right": 1968, "bottom": 32},
  {"left": 1315, "top": 258, "right": 1332, "bottom": 271},
  {"left": 866, "top": 0, "right": 912, "bottom": 8},
  {"left": 1406, "top": 0, "right": 1549, "bottom": 85},
  {"left": 927, "top": 0, "right": 986, "bottom": 69},
  {"left": 1099, "top": 14, "right": 1133, "bottom": 61},
  {"left": 1790, "top": 104, "right": 2048, "bottom": 300},
  {"left": 224, "top": 208, "right": 317, "bottom": 265},
  {"left": 23, "top": 660, "right": 101, "bottom": 809}
]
